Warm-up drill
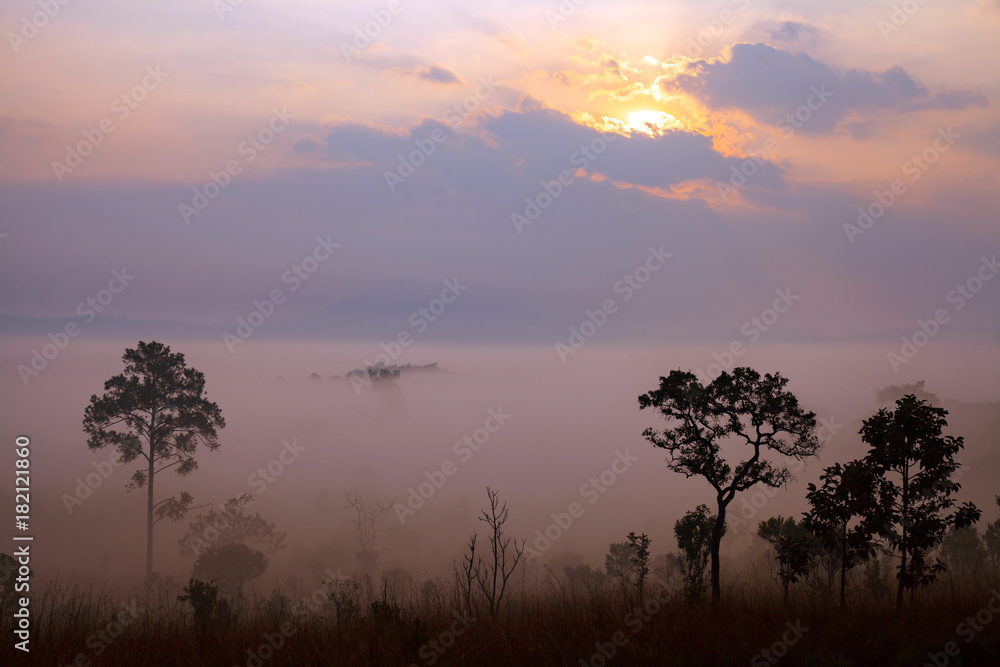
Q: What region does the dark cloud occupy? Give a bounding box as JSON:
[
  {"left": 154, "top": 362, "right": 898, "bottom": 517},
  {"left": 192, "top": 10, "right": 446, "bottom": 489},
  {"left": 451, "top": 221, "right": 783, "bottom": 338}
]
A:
[
  {"left": 323, "top": 106, "right": 784, "bottom": 193},
  {"left": 662, "top": 43, "right": 989, "bottom": 134},
  {"left": 412, "top": 65, "right": 462, "bottom": 84}
]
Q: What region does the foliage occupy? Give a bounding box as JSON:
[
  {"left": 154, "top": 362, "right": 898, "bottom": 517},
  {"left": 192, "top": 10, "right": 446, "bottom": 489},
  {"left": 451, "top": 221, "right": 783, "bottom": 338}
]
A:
[
  {"left": 860, "top": 394, "right": 981, "bottom": 608},
  {"left": 178, "top": 578, "right": 220, "bottom": 624},
  {"left": 82, "top": 341, "right": 225, "bottom": 580},
  {"left": 673, "top": 505, "right": 723, "bottom": 602},
  {"left": 984, "top": 494, "right": 1000, "bottom": 571},
  {"left": 191, "top": 544, "right": 267, "bottom": 596},
  {"left": 605, "top": 541, "right": 637, "bottom": 594},
  {"left": 639, "top": 367, "right": 820, "bottom": 602},
  {"left": 803, "top": 460, "right": 883, "bottom": 606},
  {"left": 939, "top": 526, "right": 988, "bottom": 579},
  {"left": 627, "top": 532, "right": 652, "bottom": 603},
  {"left": 876, "top": 380, "right": 939, "bottom": 406},
  {"left": 180, "top": 493, "right": 286, "bottom": 558},
  {"left": 757, "top": 517, "right": 816, "bottom": 603}
]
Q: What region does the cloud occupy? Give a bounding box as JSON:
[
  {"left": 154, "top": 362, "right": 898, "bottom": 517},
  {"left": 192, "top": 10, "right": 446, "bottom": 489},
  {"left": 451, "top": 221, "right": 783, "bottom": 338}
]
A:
[
  {"left": 322, "top": 105, "right": 784, "bottom": 194},
  {"left": 765, "top": 20, "right": 821, "bottom": 43},
  {"left": 409, "top": 65, "right": 462, "bottom": 85},
  {"left": 661, "top": 43, "right": 989, "bottom": 134}
]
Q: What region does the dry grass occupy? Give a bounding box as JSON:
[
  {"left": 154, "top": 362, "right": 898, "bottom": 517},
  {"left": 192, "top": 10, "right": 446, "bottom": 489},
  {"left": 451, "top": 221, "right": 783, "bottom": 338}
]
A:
[{"left": 4, "top": 571, "right": 1000, "bottom": 666}]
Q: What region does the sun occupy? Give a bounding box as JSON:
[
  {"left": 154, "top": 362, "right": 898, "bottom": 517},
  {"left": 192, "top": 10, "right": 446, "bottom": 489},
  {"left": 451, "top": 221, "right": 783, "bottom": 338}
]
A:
[{"left": 626, "top": 110, "right": 679, "bottom": 135}]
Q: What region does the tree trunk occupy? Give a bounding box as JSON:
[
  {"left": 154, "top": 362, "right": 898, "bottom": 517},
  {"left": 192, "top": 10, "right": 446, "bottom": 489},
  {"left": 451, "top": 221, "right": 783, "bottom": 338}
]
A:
[
  {"left": 897, "top": 464, "right": 909, "bottom": 610},
  {"left": 711, "top": 499, "right": 726, "bottom": 604},
  {"left": 146, "top": 445, "right": 154, "bottom": 584},
  {"left": 840, "top": 522, "right": 847, "bottom": 607},
  {"left": 146, "top": 412, "right": 156, "bottom": 585}
]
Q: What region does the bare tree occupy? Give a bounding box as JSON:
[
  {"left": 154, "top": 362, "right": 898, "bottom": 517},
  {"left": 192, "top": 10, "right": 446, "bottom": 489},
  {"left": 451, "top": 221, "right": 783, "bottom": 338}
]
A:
[
  {"left": 343, "top": 490, "right": 394, "bottom": 577},
  {"left": 474, "top": 487, "right": 525, "bottom": 616},
  {"left": 456, "top": 533, "right": 479, "bottom": 617}
]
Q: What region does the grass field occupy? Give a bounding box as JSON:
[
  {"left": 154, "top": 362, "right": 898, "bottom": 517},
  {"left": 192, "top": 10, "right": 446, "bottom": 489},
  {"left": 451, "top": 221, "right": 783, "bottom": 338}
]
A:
[{"left": 5, "top": 568, "right": 999, "bottom": 667}]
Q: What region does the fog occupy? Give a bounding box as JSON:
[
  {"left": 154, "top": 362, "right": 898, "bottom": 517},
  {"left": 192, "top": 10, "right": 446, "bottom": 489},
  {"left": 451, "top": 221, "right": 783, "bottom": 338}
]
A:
[{"left": 2, "top": 335, "right": 999, "bottom": 594}]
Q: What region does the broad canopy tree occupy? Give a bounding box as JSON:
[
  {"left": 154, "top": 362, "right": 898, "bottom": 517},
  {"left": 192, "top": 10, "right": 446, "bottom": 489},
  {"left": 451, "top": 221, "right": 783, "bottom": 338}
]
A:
[
  {"left": 803, "top": 460, "right": 883, "bottom": 607},
  {"left": 859, "top": 394, "right": 980, "bottom": 608},
  {"left": 639, "top": 367, "right": 820, "bottom": 603},
  {"left": 83, "top": 341, "right": 225, "bottom": 583},
  {"left": 180, "top": 493, "right": 286, "bottom": 559},
  {"left": 757, "top": 516, "right": 816, "bottom": 604}
]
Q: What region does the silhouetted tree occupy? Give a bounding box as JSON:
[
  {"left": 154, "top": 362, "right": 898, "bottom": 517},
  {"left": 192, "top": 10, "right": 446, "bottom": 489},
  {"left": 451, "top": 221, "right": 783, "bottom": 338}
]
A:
[
  {"left": 474, "top": 487, "right": 525, "bottom": 616},
  {"left": 344, "top": 490, "right": 394, "bottom": 576},
  {"left": 876, "top": 380, "right": 938, "bottom": 407},
  {"left": 757, "top": 516, "right": 815, "bottom": 604},
  {"left": 627, "top": 532, "right": 652, "bottom": 603},
  {"left": 803, "top": 460, "right": 883, "bottom": 606},
  {"left": 940, "top": 525, "right": 987, "bottom": 581},
  {"left": 180, "top": 493, "right": 286, "bottom": 559},
  {"left": 192, "top": 544, "right": 267, "bottom": 597},
  {"left": 860, "top": 394, "right": 980, "bottom": 608},
  {"left": 564, "top": 564, "right": 605, "bottom": 592},
  {"left": 83, "top": 341, "right": 225, "bottom": 582},
  {"left": 673, "top": 504, "right": 723, "bottom": 601},
  {"left": 985, "top": 496, "right": 1000, "bottom": 571},
  {"left": 639, "top": 367, "right": 820, "bottom": 603},
  {"left": 178, "top": 578, "right": 220, "bottom": 625},
  {"left": 0, "top": 553, "right": 19, "bottom": 615},
  {"left": 606, "top": 541, "right": 637, "bottom": 598}
]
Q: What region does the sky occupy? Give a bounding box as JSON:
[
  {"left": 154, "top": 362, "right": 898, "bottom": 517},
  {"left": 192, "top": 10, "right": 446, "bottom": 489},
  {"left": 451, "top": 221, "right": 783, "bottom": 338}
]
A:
[{"left": 1, "top": 0, "right": 1000, "bottom": 586}]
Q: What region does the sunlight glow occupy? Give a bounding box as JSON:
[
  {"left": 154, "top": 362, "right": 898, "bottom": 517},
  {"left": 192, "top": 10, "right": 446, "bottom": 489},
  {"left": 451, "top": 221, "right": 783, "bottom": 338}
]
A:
[{"left": 625, "top": 110, "right": 680, "bottom": 135}]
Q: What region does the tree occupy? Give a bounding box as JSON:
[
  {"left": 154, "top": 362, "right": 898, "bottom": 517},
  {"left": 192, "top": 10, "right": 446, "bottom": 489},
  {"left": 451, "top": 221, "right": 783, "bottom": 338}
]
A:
[
  {"left": 192, "top": 544, "right": 267, "bottom": 597},
  {"left": 639, "top": 367, "right": 820, "bottom": 603},
  {"left": 985, "top": 496, "right": 1000, "bottom": 571},
  {"left": 876, "top": 380, "right": 938, "bottom": 407},
  {"left": 344, "top": 490, "right": 394, "bottom": 576},
  {"left": 83, "top": 341, "right": 225, "bottom": 583},
  {"left": 803, "top": 460, "right": 882, "bottom": 606},
  {"left": 473, "top": 487, "right": 525, "bottom": 616},
  {"left": 0, "top": 553, "right": 20, "bottom": 615},
  {"left": 939, "top": 526, "right": 987, "bottom": 581},
  {"left": 627, "top": 532, "right": 652, "bottom": 604},
  {"left": 180, "top": 493, "right": 286, "bottom": 559},
  {"left": 605, "top": 541, "right": 637, "bottom": 597},
  {"left": 673, "top": 505, "right": 723, "bottom": 601},
  {"left": 178, "top": 578, "right": 220, "bottom": 625},
  {"left": 860, "top": 394, "right": 980, "bottom": 608},
  {"left": 757, "top": 517, "right": 815, "bottom": 604}
]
